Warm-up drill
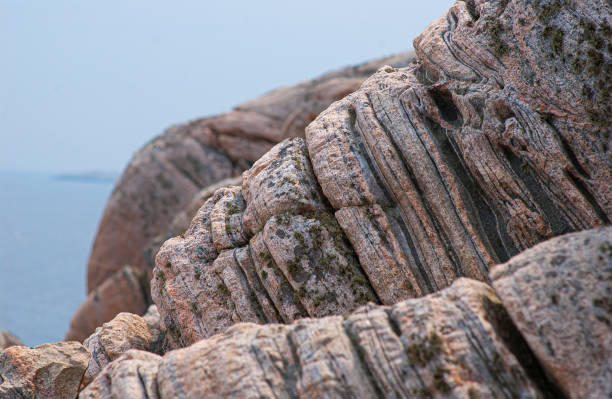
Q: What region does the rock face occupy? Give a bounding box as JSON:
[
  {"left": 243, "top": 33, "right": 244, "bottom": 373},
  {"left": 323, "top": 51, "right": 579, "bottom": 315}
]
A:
[
  {"left": 67, "top": 266, "right": 149, "bottom": 341},
  {"left": 0, "top": 330, "right": 22, "bottom": 350},
  {"left": 152, "top": 138, "right": 378, "bottom": 347},
  {"left": 78, "top": 279, "right": 564, "bottom": 398},
  {"left": 80, "top": 312, "right": 166, "bottom": 389},
  {"left": 86, "top": 51, "right": 416, "bottom": 292},
  {"left": 152, "top": 0, "right": 611, "bottom": 346},
  {"left": 0, "top": 341, "right": 89, "bottom": 399},
  {"left": 68, "top": 52, "right": 416, "bottom": 341},
  {"left": 79, "top": 350, "right": 162, "bottom": 399},
  {"left": 491, "top": 226, "right": 612, "bottom": 399}
]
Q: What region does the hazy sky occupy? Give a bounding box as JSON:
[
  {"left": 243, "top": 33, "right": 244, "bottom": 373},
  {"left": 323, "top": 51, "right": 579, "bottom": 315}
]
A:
[{"left": 1, "top": 0, "right": 452, "bottom": 174}]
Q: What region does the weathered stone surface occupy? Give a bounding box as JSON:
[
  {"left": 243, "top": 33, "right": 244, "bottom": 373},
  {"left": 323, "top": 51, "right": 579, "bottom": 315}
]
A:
[
  {"left": 491, "top": 226, "right": 612, "bottom": 399},
  {"left": 144, "top": 176, "right": 243, "bottom": 271},
  {"left": 66, "top": 266, "right": 149, "bottom": 342},
  {"left": 152, "top": 138, "right": 378, "bottom": 347},
  {"left": 78, "top": 350, "right": 162, "bottom": 399},
  {"left": 149, "top": 279, "right": 558, "bottom": 398},
  {"left": 85, "top": 52, "right": 416, "bottom": 293},
  {"left": 0, "top": 330, "right": 22, "bottom": 350},
  {"left": 152, "top": 0, "right": 610, "bottom": 347},
  {"left": 80, "top": 312, "right": 166, "bottom": 389},
  {"left": 306, "top": 0, "right": 611, "bottom": 299},
  {"left": 0, "top": 341, "right": 89, "bottom": 399},
  {"left": 72, "top": 52, "right": 416, "bottom": 341}
]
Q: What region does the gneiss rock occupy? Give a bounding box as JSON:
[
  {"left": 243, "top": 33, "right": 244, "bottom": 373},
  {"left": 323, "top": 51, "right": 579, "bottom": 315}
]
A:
[
  {"left": 85, "top": 279, "right": 561, "bottom": 398},
  {"left": 152, "top": 138, "right": 377, "bottom": 348},
  {"left": 79, "top": 350, "right": 162, "bottom": 399},
  {"left": 0, "top": 330, "right": 22, "bottom": 350},
  {"left": 80, "top": 312, "right": 166, "bottom": 389},
  {"left": 144, "top": 176, "right": 243, "bottom": 275},
  {"left": 491, "top": 226, "right": 612, "bottom": 399},
  {"left": 85, "top": 52, "right": 416, "bottom": 292},
  {"left": 306, "top": 0, "right": 610, "bottom": 298},
  {"left": 70, "top": 51, "right": 416, "bottom": 341},
  {"left": 66, "top": 266, "right": 149, "bottom": 342},
  {"left": 0, "top": 341, "right": 89, "bottom": 399},
  {"left": 152, "top": 0, "right": 610, "bottom": 346}
]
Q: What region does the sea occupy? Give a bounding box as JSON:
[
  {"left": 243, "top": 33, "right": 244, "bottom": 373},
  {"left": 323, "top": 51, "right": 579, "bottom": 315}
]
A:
[{"left": 0, "top": 171, "right": 114, "bottom": 346}]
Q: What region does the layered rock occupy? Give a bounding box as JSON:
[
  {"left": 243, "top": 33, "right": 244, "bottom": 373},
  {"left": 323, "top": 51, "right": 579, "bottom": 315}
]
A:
[
  {"left": 67, "top": 266, "right": 149, "bottom": 341},
  {"left": 491, "top": 226, "right": 612, "bottom": 399},
  {"left": 0, "top": 330, "right": 22, "bottom": 350},
  {"left": 79, "top": 350, "right": 162, "bottom": 399},
  {"left": 80, "top": 279, "right": 564, "bottom": 398},
  {"left": 80, "top": 311, "right": 166, "bottom": 389},
  {"left": 0, "top": 341, "right": 89, "bottom": 399},
  {"left": 152, "top": 138, "right": 378, "bottom": 347},
  {"left": 68, "top": 52, "right": 416, "bottom": 341},
  {"left": 86, "top": 51, "right": 416, "bottom": 291},
  {"left": 151, "top": 0, "right": 611, "bottom": 345}
]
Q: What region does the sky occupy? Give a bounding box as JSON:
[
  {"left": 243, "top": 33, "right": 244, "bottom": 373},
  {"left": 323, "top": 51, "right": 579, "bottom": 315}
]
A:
[{"left": 0, "top": 0, "right": 453, "bottom": 174}]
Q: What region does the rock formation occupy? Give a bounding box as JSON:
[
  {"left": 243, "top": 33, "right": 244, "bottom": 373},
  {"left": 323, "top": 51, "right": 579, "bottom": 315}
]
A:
[
  {"left": 80, "top": 311, "right": 166, "bottom": 388},
  {"left": 0, "top": 330, "right": 22, "bottom": 350},
  {"left": 79, "top": 350, "right": 162, "bottom": 399},
  {"left": 79, "top": 279, "right": 559, "bottom": 398},
  {"left": 66, "top": 266, "right": 149, "bottom": 341},
  {"left": 151, "top": 0, "right": 611, "bottom": 347},
  {"left": 492, "top": 226, "right": 612, "bottom": 399},
  {"left": 0, "top": 0, "right": 602, "bottom": 397},
  {"left": 67, "top": 52, "right": 416, "bottom": 341},
  {"left": 0, "top": 342, "right": 89, "bottom": 399}
]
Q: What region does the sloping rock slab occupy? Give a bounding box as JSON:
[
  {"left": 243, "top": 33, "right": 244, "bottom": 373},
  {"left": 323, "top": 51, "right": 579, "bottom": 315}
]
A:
[
  {"left": 491, "top": 226, "right": 612, "bottom": 399},
  {"left": 152, "top": 279, "right": 558, "bottom": 398}
]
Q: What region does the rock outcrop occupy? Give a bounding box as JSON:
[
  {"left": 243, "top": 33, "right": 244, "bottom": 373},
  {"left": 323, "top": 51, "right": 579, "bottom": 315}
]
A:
[
  {"left": 79, "top": 350, "right": 162, "bottom": 399},
  {"left": 492, "top": 226, "right": 612, "bottom": 399},
  {"left": 80, "top": 278, "right": 565, "bottom": 398},
  {"left": 0, "top": 342, "right": 89, "bottom": 399},
  {"left": 0, "top": 330, "right": 22, "bottom": 350},
  {"left": 152, "top": 0, "right": 611, "bottom": 347},
  {"left": 67, "top": 52, "right": 416, "bottom": 341},
  {"left": 80, "top": 311, "right": 166, "bottom": 389}
]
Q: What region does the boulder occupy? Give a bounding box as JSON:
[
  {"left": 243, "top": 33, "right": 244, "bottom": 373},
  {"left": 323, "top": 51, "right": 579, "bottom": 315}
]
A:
[
  {"left": 0, "top": 330, "right": 22, "bottom": 350},
  {"left": 66, "top": 266, "right": 149, "bottom": 342},
  {"left": 80, "top": 312, "right": 166, "bottom": 389},
  {"left": 491, "top": 226, "right": 612, "bottom": 399},
  {"left": 0, "top": 341, "right": 89, "bottom": 399}
]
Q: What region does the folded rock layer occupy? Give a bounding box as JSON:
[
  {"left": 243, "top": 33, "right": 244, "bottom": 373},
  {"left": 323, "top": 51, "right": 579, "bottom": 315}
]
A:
[
  {"left": 84, "top": 279, "right": 564, "bottom": 398},
  {"left": 152, "top": 0, "right": 610, "bottom": 347},
  {"left": 68, "top": 51, "right": 416, "bottom": 341}
]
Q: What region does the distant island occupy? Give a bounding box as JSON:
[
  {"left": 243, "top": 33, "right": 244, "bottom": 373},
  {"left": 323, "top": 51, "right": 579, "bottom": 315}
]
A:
[{"left": 54, "top": 171, "right": 119, "bottom": 183}]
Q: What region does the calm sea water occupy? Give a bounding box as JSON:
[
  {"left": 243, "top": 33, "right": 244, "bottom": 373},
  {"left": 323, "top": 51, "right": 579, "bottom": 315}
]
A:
[{"left": 0, "top": 171, "right": 114, "bottom": 346}]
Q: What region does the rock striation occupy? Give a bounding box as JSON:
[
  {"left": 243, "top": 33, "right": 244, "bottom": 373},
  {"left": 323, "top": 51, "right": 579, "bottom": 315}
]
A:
[
  {"left": 0, "top": 341, "right": 89, "bottom": 399},
  {"left": 68, "top": 51, "right": 416, "bottom": 341},
  {"left": 81, "top": 278, "right": 567, "bottom": 398},
  {"left": 80, "top": 311, "right": 166, "bottom": 389},
  {"left": 492, "top": 226, "right": 612, "bottom": 399},
  {"left": 152, "top": 0, "right": 611, "bottom": 347},
  {"left": 79, "top": 350, "right": 162, "bottom": 399}
]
